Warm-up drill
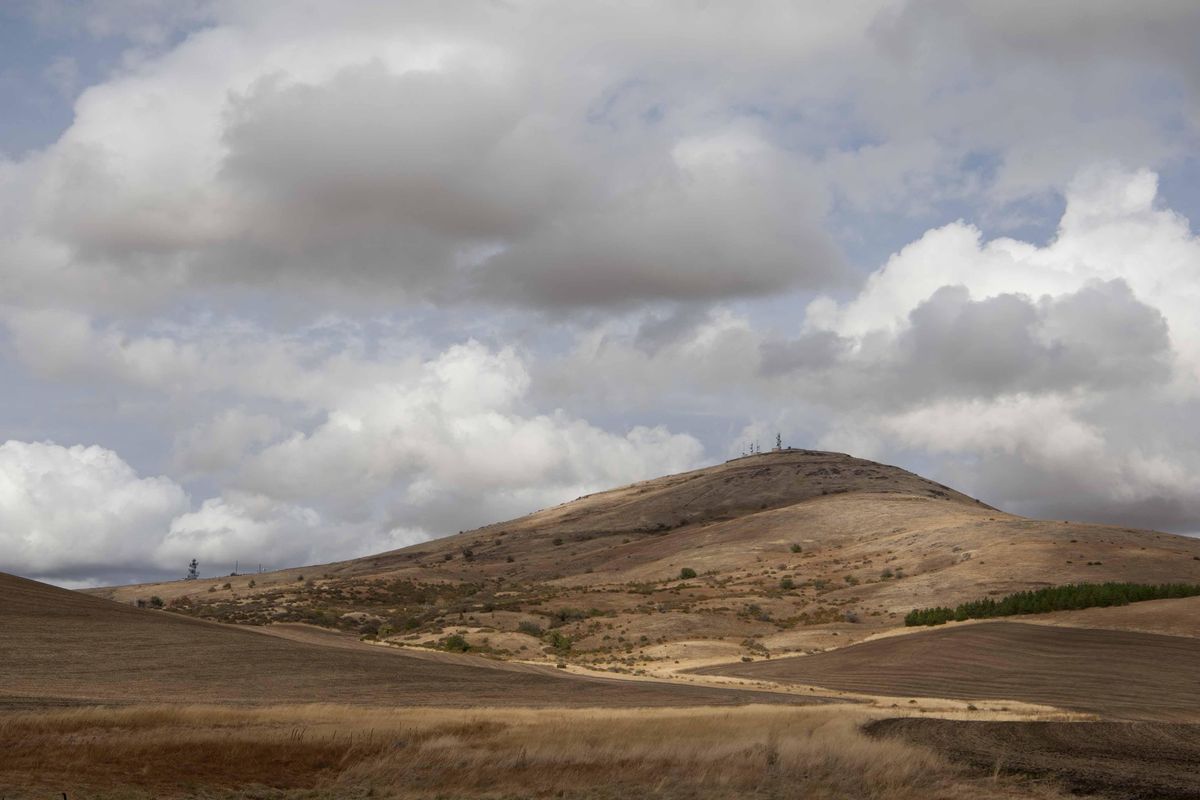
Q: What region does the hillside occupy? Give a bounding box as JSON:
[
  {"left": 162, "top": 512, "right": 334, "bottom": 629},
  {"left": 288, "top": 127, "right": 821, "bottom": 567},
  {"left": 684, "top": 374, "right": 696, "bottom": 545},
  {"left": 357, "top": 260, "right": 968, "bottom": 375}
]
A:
[
  {"left": 696, "top": 621, "right": 1200, "bottom": 721},
  {"left": 89, "top": 449, "right": 1200, "bottom": 671},
  {"left": 0, "top": 570, "right": 811, "bottom": 709}
]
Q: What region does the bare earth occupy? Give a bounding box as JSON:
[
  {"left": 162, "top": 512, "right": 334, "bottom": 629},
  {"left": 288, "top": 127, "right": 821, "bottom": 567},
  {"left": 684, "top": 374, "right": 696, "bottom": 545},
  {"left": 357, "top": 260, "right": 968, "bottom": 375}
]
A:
[
  {"left": 695, "top": 620, "right": 1200, "bottom": 721},
  {"left": 869, "top": 718, "right": 1200, "bottom": 800},
  {"left": 0, "top": 571, "right": 821, "bottom": 709}
]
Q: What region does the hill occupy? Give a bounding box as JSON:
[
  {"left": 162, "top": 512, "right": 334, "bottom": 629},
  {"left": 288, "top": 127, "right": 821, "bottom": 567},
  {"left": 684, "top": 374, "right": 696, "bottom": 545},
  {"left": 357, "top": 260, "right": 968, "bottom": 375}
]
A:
[
  {"left": 0, "top": 570, "right": 815, "bottom": 709},
  {"left": 89, "top": 449, "right": 1200, "bottom": 671}
]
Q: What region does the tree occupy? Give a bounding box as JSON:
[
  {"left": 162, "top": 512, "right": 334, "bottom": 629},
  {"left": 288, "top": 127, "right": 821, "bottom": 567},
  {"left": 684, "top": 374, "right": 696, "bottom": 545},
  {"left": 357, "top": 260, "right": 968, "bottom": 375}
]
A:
[{"left": 185, "top": 559, "right": 199, "bottom": 580}]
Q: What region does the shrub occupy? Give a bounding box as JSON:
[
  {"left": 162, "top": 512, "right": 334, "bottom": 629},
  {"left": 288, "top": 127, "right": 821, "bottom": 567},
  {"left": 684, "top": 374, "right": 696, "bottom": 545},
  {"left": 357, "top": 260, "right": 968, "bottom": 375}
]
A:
[
  {"left": 790, "top": 543, "right": 802, "bottom": 553},
  {"left": 441, "top": 634, "right": 470, "bottom": 652},
  {"left": 544, "top": 630, "right": 572, "bottom": 653},
  {"left": 779, "top": 577, "right": 795, "bottom": 590},
  {"left": 552, "top": 537, "right": 564, "bottom": 546},
  {"left": 880, "top": 568, "right": 894, "bottom": 579},
  {"left": 518, "top": 620, "right": 544, "bottom": 637},
  {"left": 248, "top": 579, "right": 256, "bottom": 588},
  {"left": 149, "top": 596, "right": 164, "bottom": 608},
  {"left": 679, "top": 567, "right": 698, "bottom": 580}
]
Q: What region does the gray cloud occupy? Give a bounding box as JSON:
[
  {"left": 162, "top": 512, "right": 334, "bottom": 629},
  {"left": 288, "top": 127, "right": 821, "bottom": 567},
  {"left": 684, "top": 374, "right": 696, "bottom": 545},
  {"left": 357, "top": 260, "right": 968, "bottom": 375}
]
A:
[
  {"left": 897, "top": 280, "right": 1171, "bottom": 398},
  {"left": 6, "top": 4, "right": 1200, "bottom": 586}
]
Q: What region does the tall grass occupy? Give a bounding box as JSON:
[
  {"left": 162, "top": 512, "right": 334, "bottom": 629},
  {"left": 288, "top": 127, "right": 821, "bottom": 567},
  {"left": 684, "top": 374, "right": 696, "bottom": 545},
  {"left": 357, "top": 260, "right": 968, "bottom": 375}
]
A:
[{"left": 0, "top": 704, "right": 1070, "bottom": 799}]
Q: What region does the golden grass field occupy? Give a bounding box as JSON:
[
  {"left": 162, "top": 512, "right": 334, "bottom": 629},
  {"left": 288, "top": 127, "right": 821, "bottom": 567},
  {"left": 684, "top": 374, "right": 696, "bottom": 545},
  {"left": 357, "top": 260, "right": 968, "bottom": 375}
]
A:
[{"left": 0, "top": 703, "right": 1085, "bottom": 800}]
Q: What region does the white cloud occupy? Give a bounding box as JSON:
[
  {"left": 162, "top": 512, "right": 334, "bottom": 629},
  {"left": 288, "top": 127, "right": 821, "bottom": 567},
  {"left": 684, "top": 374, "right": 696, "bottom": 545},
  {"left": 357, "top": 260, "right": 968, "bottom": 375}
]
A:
[
  {"left": 0, "top": 440, "right": 188, "bottom": 580},
  {"left": 792, "top": 167, "right": 1200, "bottom": 528}
]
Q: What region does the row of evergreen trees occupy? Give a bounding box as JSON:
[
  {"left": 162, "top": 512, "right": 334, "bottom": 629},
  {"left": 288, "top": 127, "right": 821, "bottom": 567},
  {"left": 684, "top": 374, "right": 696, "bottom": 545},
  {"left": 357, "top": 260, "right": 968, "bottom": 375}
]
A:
[{"left": 904, "top": 581, "right": 1200, "bottom": 626}]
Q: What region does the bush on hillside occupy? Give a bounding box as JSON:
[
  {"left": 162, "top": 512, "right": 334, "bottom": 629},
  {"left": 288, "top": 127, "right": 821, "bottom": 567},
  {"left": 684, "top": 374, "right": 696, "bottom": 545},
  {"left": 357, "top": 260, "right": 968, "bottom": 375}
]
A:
[
  {"left": 518, "top": 620, "right": 544, "bottom": 637},
  {"left": 679, "top": 567, "right": 698, "bottom": 580},
  {"left": 441, "top": 634, "right": 471, "bottom": 652}
]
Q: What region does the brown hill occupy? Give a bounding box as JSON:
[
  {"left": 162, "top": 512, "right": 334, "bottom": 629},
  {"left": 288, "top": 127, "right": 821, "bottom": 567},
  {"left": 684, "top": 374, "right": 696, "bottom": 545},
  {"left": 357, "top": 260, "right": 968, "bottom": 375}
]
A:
[
  {"left": 89, "top": 449, "right": 1200, "bottom": 671},
  {"left": 0, "top": 570, "right": 816, "bottom": 709}
]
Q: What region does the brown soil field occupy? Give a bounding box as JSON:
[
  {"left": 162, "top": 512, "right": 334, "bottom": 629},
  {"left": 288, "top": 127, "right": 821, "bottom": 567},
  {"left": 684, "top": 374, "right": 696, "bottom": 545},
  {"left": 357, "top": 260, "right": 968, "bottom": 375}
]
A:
[
  {"left": 0, "top": 704, "right": 1082, "bottom": 800},
  {"left": 695, "top": 621, "right": 1200, "bottom": 721},
  {"left": 86, "top": 450, "right": 1200, "bottom": 671},
  {"left": 1008, "top": 595, "right": 1200, "bottom": 638},
  {"left": 870, "top": 718, "right": 1200, "bottom": 799},
  {"left": 0, "top": 571, "right": 821, "bottom": 709}
]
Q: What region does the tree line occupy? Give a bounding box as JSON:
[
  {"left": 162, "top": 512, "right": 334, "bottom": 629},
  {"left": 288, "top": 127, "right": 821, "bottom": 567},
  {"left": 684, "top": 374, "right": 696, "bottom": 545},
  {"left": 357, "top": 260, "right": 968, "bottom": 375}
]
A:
[{"left": 904, "top": 581, "right": 1200, "bottom": 626}]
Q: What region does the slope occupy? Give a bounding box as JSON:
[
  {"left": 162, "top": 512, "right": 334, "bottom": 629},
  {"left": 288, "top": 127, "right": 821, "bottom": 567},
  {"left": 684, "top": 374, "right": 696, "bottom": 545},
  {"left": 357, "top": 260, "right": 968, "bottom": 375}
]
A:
[
  {"left": 0, "top": 571, "right": 817, "bottom": 709},
  {"left": 696, "top": 621, "right": 1200, "bottom": 721},
  {"left": 87, "top": 449, "right": 1200, "bottom": 670}
]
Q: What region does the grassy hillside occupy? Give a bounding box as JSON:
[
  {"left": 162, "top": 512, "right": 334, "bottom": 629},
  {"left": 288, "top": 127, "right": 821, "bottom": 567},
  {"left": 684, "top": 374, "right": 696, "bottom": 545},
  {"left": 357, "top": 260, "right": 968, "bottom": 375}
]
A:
[{"left": 87, "top": 450, "right": 1200, "bottom": 671}]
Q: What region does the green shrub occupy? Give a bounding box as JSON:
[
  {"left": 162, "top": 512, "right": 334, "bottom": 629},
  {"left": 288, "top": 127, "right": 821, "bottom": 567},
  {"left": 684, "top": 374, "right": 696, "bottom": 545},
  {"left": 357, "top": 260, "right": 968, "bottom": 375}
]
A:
[
  {"left": 779, "top": 577, "right": 795, "bottom": 590},
  {"left": 441, "top": 634, "right": 470, "bottom": 652},
  {"left": 544, "top": 630, "right": 572, "bottom": 653},
  {"left": 790, "top": 543, "right": 802, "bottom": 553},
  {"left": 679, "top": 567, "right": 698, "bottom": 580},
  {"left": 149, "top": 596, "right": 164, "bottom": 608}
]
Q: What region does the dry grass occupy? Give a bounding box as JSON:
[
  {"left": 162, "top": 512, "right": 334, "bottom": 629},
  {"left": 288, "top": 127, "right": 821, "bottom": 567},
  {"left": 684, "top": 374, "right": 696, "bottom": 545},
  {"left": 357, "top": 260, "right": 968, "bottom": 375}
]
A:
[{"left": 0, "top": 704, "right": 1073, "bottom": 799}]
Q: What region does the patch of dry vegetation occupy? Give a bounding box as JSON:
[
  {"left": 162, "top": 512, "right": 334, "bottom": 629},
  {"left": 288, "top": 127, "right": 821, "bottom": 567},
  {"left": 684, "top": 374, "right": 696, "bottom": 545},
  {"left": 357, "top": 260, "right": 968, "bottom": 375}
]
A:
[{"left": 0, "top": 704, "right": 1072, "bottom": 799}]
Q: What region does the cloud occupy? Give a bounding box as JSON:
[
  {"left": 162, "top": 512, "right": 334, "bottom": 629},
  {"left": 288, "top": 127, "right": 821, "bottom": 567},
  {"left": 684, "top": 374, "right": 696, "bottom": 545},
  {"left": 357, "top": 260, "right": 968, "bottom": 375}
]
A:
[
  {"left": 0, "top": 440, "right": 188, "bottom": 581},
  {"left": 14, "top": 2, "right": 1197, "bottom": 313},
  {"left": 6, "top": 4, "right": 1200, "bottom": 586},
  {"left": 795, "top": 167, "right": 1200, "bottom": 529},
  {"left": 533, "top": 167, "right": 1200, "bottom": 531},
  {"left": 172, "top": 409, "right": 283, "bottom": 476},
  {"left": 3, "top": 6, "right": 852, "bottom": 311},
  {"left": 0, "top": 326, "right": 708, "bottom": 583}
]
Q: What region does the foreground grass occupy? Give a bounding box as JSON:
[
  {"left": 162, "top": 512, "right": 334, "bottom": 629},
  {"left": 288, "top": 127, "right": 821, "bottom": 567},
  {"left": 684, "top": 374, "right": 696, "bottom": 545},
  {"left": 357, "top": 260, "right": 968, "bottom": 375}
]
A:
[{"left": 0, "top": 704, "right": 1072, "bottom": 799}]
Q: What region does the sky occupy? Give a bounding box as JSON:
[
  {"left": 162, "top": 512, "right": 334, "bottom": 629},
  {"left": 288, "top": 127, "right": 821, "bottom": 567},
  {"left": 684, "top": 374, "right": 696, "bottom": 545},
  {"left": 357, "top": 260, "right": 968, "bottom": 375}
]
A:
[{"left": 3, "top": 1, "right": 1200, "bottom": 587}]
